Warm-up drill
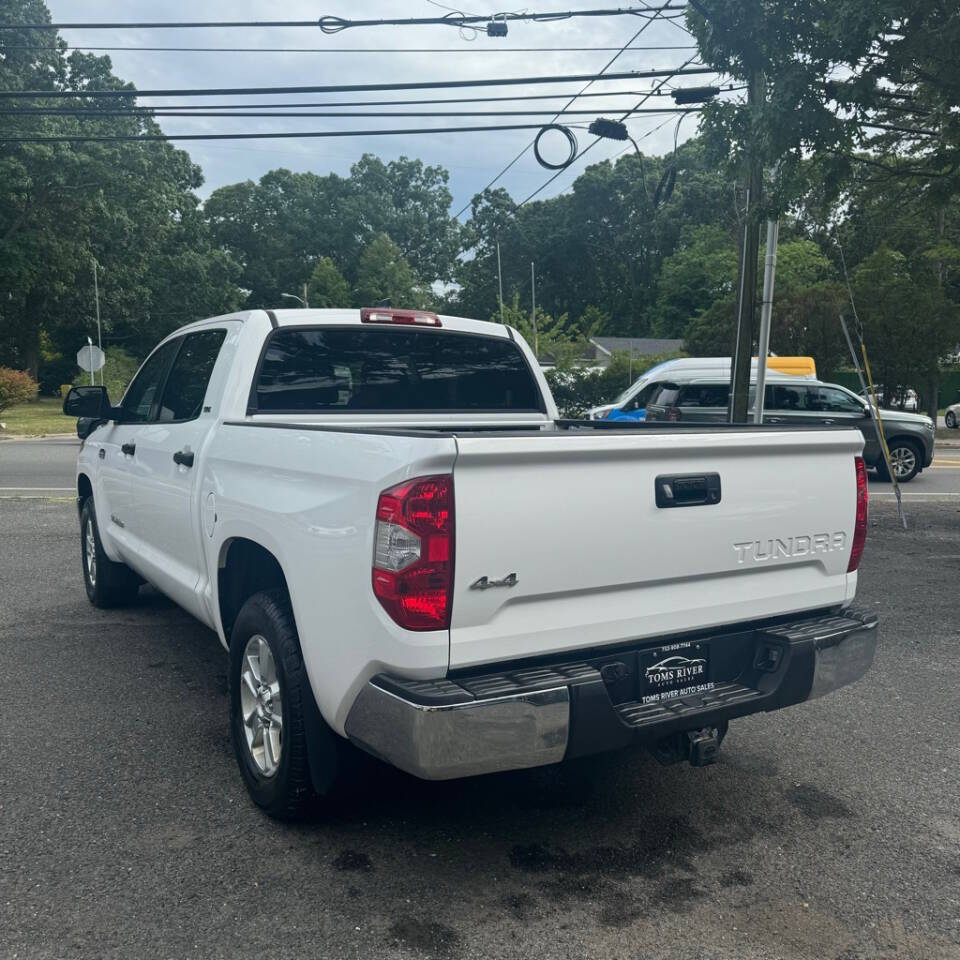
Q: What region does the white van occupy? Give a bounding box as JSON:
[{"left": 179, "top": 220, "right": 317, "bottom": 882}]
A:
[{"left": 586, "top": 356, "right": 818, "bottom": 420}]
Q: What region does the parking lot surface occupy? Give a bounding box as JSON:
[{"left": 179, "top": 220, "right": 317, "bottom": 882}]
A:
[{"left": 2, "top": 498, "right": 959, "bottom": 960}]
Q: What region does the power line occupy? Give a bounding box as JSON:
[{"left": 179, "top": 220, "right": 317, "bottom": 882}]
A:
[
  {"left": 1, "top": 6, "right": 688, "bottom": 31},
  {"left": 517, "top": 51, "right": 701, "bottom": 206},
  {"left": 0, "top": 87, "right": 736, "bottom": 113},
  {"left": 0, "top": 66, "right": 716, "bottom": 100},
  {"left": 0, "top": 107, "right": 701, "bottom": 118},
  {"left": 453, "top": 2, "right": 676, "bottom": 217},
  {"left": 0, "top": 44, "right": 699, "bottom": 54},
  {"left": 0, "top": 121, "right": 637, "bottom": 143}
]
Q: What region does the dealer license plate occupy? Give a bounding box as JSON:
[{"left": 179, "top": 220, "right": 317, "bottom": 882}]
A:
[{"left": 638, "top": 641, "right": 714, "bottom": 705}]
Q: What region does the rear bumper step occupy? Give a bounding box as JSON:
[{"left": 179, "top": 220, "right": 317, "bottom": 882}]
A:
[{"left": 344, "top": 610, "right": 878, "bottom": 780}]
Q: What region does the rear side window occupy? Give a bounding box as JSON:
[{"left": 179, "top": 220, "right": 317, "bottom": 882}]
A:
[
  {"left": 254, "top": 327, "right": 543, "bottom": 413},
  {"left": 677, "top": 384, "right": 729, "bottom": 408},
  {"left": 157, "top": 329, "right": 227, "bottom": 422}
]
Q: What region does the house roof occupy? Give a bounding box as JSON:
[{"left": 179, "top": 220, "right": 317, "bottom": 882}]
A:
[{"left": 590, "top": 337, "right": 684, "bottom": 357}]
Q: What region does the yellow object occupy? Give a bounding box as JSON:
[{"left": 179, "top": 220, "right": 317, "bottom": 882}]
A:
[
  {"left": 763, "top": 356, "right": 817, "bottom": 377},
  {"left": 60, "top": 384, "right": 73, "bottom": 398}
]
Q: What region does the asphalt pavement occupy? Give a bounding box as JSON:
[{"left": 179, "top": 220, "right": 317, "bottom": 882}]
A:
[{"left": 2, "top": 495, "right": 959, "bottom": 959}]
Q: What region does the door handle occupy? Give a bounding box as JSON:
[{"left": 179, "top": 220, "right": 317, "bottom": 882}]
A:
[
  {"left": 766, "top": 416, "right": 784, "bottom": 423},
  {"left": 173, "top": 450, "right": 195, "bottom": 468},
  {"left": 655, "top": 473, "right": 721, "bottom": 508},
  {"left": 121, "top": 442, "right": 136, "bottom": 456},
  {"left": 822, "top": 418, "right": 836, "bottom": 425}
]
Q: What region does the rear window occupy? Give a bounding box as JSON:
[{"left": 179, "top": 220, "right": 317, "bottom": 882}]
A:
[{"left": 254, "top": 326, "right": 543, "bottom": 413}]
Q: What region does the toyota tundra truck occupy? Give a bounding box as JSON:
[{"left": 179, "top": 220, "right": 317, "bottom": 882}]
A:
[{"left": 63, "top": 308, "right": 878, "bottom": 819}]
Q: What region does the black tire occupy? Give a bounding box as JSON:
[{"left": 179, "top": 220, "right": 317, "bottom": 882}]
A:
[
  {"left": 876, "top": 439, "right": 922, "bottom": 484},
  {"left": 229, "top": 589, "right": 343, "bottom": 820},
  {"left": 80, "top": 498, "right": 141, "bottom": 608},
  {"left": 947, "top": 410, "right": 957, "bottom": 429}
]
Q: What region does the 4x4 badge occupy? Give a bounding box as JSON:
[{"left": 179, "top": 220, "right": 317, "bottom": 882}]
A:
[{"left": 470, "top": 573, "right": 519, "bottom": 590}]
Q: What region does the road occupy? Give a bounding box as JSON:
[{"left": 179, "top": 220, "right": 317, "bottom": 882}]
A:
[
  {"left": 3, "top": 436, "right": 959, "bottom": 499},
  {"left": 1, "top": 501, "right": 959, "bottom": 957}
]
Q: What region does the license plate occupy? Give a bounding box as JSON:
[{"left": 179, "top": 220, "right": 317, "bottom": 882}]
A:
[{"left": 638, "top": 641, "right": 713, "bottom": 705}]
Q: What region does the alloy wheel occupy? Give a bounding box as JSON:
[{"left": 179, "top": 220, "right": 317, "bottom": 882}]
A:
[
  {"left": 889, "top": 445, "right": 917, "bottom": 480},
  {"left": 84, "top": 517, "right": 97, "bottom": 588},
  {"left": 239, "top": 634, "right": 283, "bottom": 777}
]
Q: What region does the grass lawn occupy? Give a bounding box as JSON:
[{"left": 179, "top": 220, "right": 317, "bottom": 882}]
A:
[{"left": 1, "top": 397, "right": 75, "bottom": 437}]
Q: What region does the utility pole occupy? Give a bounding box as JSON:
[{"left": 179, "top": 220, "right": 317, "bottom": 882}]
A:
[
  {"left": 303, "top": 282, "right": 309, "bottom": 309},
  {"left": 92, "top": 259, "right": 103, "bottom": 386},
  {"left": 530, "top": 261, "right": 538, "bottom": 359},
  {"left": 729, "top": 68, "right": 764, "bottom": 423},
  {"left": 752, "top": 217, "right": 779, "bottom": 423},
  {"left": 496, "top": 241, "right": 505, "bottom": 325}
]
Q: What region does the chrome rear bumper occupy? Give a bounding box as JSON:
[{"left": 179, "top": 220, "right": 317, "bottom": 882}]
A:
[
  {"left": 344, "top": 610, "right": 878, "bottom": 781},
  {"left": 345, "top": 683, "right": 569, "bottom": 780}
]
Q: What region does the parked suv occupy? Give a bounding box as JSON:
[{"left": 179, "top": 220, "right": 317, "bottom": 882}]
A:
[{"left": 645, "top": 376, "right": 935, "bottom": 482}]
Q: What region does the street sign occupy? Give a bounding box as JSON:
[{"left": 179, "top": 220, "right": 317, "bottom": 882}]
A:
[{"left": 77, "top": 344, "right": 105, "bottom": 373}]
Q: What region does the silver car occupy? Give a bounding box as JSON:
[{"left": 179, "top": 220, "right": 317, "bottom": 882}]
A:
[{"left": 946, "top": 402, "right": 959, "bottom": 430}]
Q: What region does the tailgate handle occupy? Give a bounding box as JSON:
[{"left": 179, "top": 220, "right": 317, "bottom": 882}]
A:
[{"left": 655, "top": 473, "right": 721, "bottom": 508}]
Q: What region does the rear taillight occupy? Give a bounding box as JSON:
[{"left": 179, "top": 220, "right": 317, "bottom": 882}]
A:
[
  {"left": 847, "top": 455, "right": 868, "bottom": 572},
  {"left": 373, "top": 475, "right": 454, "bottom": 630}
]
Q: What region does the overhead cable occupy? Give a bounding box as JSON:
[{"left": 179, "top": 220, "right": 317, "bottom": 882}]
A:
[
  {"left": 0, "top": 44, "right": 698, "bottom": 54},
  {"left": 0, "top": 6, "right": 689, "bottom": 31},
  {"left": 0, "top": 66, "right": 716, "bottom": 100},
  {"left": 0, "top": 88, "right": 734, "bottom": 113},
  {"left": 517, "top": 51, "right": 702, "bottom": 206},
  {"left": 0, "top": 121, "right": 648, "bottom": 143},
  {"left": 0, "top": 107, "right": 701, "bottom": 118},
  {"left": 453, "top": 2, "right": 673, "bottom": 216}
]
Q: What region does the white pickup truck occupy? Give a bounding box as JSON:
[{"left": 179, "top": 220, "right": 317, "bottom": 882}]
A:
[{"left": 64, "top": 308, "right": 878, "bottom": 820}]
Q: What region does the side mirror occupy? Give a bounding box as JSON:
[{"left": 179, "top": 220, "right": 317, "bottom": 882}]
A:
[
  {"left": 63, "top": 385, "right": 112, "bottom": 419},
  {"left": 76, "top": 417, "right": 105, "bottom": 440}
]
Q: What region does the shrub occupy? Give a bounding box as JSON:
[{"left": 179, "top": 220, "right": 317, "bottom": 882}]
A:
[{"left": 0, "top": 368, "right": 39, "bottom": 418}]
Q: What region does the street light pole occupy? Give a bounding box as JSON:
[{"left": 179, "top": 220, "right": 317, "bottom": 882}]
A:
[
  {"left": 281, "top": 293, "right": 306, "bottom": 307},
  {"left": 530, "top": 261, "right": 538, "bottom": 359},
  {"left": 92, "top": 259, "right": 103, "bottom": 386},
  {"left": 753, "top": 217, "right": 779, "bottom": 423},
  {"left": 303, "top": 282, "right": 310, "bottom": 309},
  {"left": 496, "top": 241, "right": 505, "bottom": 325}
]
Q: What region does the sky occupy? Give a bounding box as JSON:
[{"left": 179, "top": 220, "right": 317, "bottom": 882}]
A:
[{"left": 47, "top": 0, "right": 721, "bottom": 213}]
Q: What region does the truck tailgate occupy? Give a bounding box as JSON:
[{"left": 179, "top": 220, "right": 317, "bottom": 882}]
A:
[{"left": 449, "top": 428, "right": 864, "bottom": 668}]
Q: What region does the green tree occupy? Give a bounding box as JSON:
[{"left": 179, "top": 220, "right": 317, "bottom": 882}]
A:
[
  {"left": 851, "top": 245, "right": 959, "bottom": 406},
  {"left": 0, "top": 1, "right": 241, "bottom": 380},
  {"left": 354, "top": 234, "right": 430, "bottom": 309},
  {"left": 307, "top": 257, "right": 351, "bottom": 308},
  {"left": 651, "top": 225, "right": 739, "bottom": 337}
]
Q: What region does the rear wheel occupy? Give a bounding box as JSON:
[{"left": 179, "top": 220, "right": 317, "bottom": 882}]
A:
[
  {"left": 947, "top": 410, "right": 957, "bottom": 429},
  {"left": 229, "top": 589, "right": 344, "bottom": 820},
  {"left": 876, "top": 440, "right": 921, "bottom": 483},
  {"left": 80, "top": 499, "right": 140, "bottom": 607}
]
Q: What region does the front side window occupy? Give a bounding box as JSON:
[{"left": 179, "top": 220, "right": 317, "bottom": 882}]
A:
[
  {"left": 807, "top": 385, "right": 865, "bottom": 414},
  {"left": 648, "top": 383, "right": 680, "bottom": 408},
  {"left": 157, "top": 329, "right": 227, "bottom": 422},
  {"left": 254, "top": 327, "right": 543, "bottom": 413},
  {"left": 120, "top": 340, "right": 179, "bottom": 424}
]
